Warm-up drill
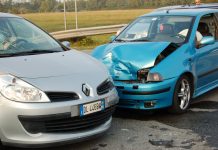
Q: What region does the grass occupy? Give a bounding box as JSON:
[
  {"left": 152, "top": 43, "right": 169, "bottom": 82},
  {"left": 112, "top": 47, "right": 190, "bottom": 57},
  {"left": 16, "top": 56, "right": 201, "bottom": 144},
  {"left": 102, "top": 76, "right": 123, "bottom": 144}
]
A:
[
  {"left": 69, "top": 33, "right": 114, "bottom": 50},
  {"left": 19, "top": 9, "right": 153, "bottom": 32}
]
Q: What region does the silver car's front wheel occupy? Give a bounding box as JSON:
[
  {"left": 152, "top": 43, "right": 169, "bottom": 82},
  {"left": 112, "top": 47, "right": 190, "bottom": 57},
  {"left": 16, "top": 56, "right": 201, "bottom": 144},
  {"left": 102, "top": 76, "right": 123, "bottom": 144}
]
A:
[{"left": 169, "top": 75, "right": 193, "bottom": 114}]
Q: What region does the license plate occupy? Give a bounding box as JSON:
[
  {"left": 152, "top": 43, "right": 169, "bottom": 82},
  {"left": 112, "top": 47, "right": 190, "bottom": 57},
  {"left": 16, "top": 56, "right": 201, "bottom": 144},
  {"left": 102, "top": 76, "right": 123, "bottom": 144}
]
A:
[{"left": 80, "top": 100, "right": 105, "bottom": 116}]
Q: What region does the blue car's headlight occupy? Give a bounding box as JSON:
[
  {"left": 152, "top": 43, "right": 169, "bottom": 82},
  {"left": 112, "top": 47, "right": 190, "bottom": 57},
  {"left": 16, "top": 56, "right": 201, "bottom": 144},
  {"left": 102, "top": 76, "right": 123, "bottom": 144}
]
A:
[
  {"left": 137, "top": 69, "right": 149, "bottom": 82},
  {"left": 147, "top": 72, "right": 163, "bottom": 82}
]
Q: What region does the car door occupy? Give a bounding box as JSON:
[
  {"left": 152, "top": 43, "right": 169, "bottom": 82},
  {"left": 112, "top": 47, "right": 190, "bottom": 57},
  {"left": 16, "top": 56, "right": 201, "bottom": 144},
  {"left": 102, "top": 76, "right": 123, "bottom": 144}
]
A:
[{"left": 195, "top": 13, "right": 218, "bottom": 90}]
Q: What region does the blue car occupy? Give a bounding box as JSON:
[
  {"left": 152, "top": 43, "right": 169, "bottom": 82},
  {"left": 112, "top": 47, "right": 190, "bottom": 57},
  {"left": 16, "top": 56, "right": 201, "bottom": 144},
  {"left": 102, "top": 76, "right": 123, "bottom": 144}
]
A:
[{"left": 92, "top": 5, "right": 218, "bottom": 113}]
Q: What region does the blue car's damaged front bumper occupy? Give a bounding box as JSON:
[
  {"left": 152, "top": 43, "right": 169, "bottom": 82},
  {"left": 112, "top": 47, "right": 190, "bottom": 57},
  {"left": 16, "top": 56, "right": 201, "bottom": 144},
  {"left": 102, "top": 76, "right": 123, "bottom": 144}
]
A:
[
  {"left": 92, "top": 42, "right": 188, "bottom": 110},
  {"left": 114, "top": 77, "right": 178, "bottom": 110}
]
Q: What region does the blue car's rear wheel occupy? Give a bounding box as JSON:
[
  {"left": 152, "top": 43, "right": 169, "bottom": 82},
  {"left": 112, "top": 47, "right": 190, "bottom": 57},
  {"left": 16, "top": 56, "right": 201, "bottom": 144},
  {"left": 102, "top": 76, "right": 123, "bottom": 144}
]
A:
[{"left": 169, "top": 75, "right": 192, "bottom": 114}]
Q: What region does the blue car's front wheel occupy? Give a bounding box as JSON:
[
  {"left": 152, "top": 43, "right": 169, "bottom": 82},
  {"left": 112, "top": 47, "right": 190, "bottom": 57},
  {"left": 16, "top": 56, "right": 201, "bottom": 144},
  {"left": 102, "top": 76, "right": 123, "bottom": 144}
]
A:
[{"left": 169, "top": 75, "right": 193, "bottom": 114}]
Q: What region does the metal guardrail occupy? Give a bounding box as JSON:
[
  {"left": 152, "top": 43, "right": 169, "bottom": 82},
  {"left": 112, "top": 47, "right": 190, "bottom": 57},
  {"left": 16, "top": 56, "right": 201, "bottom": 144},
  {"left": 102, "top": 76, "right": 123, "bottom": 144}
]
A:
[{"left": 50, "top": 24, "right": 127, "bottom": 40}]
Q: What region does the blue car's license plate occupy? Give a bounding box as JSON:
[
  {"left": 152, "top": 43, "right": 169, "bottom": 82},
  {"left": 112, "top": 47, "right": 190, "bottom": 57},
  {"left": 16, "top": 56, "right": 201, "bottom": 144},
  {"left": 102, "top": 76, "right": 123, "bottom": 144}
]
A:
[{"left": 80, "top": 100, "right": 105, "bottom": 116}]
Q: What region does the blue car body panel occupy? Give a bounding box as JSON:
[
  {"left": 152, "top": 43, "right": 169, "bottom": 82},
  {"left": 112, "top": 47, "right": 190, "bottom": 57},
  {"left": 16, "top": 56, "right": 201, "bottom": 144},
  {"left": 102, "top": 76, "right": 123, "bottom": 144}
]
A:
[
  {"left": 115, "top": 77, "right": 177, "bottom": 109},
  {"left": 92, "top": 7, "right": 218, "bottom": 110},
  {"left": 93, "top": 42, "right": 171, "bottom": 80}
]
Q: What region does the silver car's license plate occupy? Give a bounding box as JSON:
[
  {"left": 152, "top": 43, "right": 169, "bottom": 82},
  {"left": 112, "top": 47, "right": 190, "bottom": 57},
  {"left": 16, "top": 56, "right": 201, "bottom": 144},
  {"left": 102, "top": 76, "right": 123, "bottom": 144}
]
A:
[{"left": 80, "top": 100, "right": 105, "bottom": 116}]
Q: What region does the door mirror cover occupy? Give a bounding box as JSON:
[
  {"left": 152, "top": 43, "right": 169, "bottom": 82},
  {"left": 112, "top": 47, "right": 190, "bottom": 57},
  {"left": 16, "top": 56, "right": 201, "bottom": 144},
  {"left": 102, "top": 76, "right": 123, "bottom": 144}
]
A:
[
  {"left": 62, "top": 41, "right": 71, "bottom": 48},
  {"left": 200, "top": 36, "right": 215, "bottom": 46}
]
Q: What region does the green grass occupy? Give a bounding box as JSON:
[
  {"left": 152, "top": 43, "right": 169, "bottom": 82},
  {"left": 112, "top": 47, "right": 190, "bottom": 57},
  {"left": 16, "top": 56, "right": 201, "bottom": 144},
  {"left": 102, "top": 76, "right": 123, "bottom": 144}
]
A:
[
  {"left": 19, "top": 9, "right": 153, "bottom": 32},
  {"left": 70, "top": 34, "right": 113, "bottom": 50}
]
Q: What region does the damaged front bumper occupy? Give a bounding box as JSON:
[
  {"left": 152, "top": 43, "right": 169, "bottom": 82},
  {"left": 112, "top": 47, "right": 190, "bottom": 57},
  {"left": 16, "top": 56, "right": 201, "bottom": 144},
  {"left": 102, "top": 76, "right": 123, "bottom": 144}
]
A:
[{"left": 115, "top": 77, "right": 178, "bottom": 110}]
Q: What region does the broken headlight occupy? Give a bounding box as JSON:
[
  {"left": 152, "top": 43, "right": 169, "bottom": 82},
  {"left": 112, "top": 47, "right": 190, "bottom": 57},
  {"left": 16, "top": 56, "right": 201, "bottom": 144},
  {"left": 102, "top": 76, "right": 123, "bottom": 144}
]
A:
[
  {"left": 137, "top": 69, "right": 149, "bottom": 82},
  {"left": 147, "top": 72, "right": 163, "bottom": 82}
]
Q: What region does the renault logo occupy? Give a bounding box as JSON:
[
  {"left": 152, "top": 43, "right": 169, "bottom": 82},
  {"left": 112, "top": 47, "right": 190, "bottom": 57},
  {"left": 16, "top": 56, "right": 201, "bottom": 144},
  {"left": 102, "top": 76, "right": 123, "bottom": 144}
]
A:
[{"left": 82, "top": 84, "right": 91, "bottom": 96}]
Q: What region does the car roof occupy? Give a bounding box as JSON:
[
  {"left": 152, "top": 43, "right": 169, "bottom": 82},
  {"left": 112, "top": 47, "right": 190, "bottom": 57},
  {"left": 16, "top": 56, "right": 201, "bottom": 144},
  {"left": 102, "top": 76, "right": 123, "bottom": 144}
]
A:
[
  {"left": 0, "top": 12, "right": 22, "bottom": 18},
  {"left": 143, "top": 4, "right": 218, "bottom": 17},
  {"left": 156, "top": 3, "right": 218, "bottom": 11}
]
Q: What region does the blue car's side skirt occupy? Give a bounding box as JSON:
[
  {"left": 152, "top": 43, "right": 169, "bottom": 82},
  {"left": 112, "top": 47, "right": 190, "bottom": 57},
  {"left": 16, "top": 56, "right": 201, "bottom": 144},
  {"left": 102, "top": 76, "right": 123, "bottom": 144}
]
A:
[{"left": 194, "top": 78, "right": 218, "bottom": 98}]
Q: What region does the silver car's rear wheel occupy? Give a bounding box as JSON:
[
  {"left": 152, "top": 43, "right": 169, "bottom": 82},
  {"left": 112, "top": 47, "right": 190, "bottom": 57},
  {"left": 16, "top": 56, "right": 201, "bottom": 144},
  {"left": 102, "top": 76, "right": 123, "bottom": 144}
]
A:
[{"left": 169, "top": 75, "right": 193, "bottom": 114}]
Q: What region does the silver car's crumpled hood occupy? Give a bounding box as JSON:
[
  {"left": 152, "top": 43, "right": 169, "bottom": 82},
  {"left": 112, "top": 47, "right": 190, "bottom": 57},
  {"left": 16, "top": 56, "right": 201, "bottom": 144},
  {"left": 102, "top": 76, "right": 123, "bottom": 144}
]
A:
[{"left": 0, "top": 50, "right": 109, "bottom": 92}]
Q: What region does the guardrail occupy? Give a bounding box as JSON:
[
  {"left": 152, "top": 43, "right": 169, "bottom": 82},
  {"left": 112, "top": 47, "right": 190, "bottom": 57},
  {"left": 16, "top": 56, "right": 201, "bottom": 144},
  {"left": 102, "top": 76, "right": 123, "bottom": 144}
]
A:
[{"left": 50, "top": 24, "right": 126, "bottom": 40}]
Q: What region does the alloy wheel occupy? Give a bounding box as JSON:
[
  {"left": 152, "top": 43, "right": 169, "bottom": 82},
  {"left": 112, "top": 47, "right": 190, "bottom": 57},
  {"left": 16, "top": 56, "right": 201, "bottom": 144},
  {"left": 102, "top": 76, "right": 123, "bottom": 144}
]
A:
[{"left": 177, "top": 79, "right": 191, "bottom": 110}]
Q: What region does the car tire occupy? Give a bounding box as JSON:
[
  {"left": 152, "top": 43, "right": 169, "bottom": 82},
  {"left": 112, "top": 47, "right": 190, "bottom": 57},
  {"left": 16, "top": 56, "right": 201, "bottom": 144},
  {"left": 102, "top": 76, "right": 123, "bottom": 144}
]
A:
[{"left": 168, "top": 75, "right": 193, "bottom": 114}]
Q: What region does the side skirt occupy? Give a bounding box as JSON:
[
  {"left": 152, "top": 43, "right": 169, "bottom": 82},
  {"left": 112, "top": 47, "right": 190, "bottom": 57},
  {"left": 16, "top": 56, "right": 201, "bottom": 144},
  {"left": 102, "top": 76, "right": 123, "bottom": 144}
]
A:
[{"left": 193, "top": 78, "right": 218, "bottom": 98}]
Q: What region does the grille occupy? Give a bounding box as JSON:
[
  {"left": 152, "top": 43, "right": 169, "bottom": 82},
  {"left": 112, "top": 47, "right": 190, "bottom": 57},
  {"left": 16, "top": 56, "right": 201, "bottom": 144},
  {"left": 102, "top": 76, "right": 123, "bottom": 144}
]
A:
[
  {"left": 97, "top": 79, "right": 114, "bottom": 95},
  {"left": 19, "top": 106, "right": 116, "bottom": 134},
  {"left": 46, "top": 92, "right": 79, "bottom": 102}
]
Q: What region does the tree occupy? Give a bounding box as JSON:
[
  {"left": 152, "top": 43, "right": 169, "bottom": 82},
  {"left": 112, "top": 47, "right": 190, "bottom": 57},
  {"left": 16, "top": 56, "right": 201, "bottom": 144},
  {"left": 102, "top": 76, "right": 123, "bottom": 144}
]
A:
[
  {"left": 39, "top": 0, "right": 57, "bottom": 12},
  {"left": 0, "top": 0, "right": 217, "bottom": 14}
]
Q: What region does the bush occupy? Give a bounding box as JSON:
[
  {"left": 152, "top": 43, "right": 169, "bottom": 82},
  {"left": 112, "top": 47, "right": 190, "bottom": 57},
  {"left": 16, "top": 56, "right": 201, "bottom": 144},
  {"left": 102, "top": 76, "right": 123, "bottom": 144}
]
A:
[{"left": 78, "top": 37, "right": 96, "bottom": 46}]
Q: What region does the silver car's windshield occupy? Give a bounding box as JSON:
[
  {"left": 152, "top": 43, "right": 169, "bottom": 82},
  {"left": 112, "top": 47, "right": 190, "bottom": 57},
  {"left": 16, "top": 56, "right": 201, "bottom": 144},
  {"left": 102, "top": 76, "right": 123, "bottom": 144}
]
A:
[
  {"left": 0, "top": 17, "right": 64, "bottom": 56},
  {"left": 116, "top": 16, "right": 194, "bottom": 44}
]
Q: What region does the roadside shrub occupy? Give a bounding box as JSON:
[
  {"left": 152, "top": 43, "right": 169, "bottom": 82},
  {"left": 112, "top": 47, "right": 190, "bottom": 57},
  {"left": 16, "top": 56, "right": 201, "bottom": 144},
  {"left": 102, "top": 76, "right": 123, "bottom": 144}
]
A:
[
  {"left": 64, "top": 34, "right": 112, "bottom": 50},
  {"left": 78, "top": 37, "right": 96, "bottom": 46}
]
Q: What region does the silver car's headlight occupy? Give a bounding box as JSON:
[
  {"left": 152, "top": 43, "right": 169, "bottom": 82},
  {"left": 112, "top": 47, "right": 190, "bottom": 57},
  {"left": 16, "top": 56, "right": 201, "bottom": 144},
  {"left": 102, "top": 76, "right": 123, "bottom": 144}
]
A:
[{"left": 0, "top": 74, "right": 50, "bottom": 103}]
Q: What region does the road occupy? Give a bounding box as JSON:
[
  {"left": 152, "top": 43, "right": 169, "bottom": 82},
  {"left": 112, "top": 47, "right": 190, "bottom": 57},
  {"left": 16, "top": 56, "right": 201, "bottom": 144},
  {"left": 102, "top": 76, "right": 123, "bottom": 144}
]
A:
[{"left": 1, "top": 87, "right": 217, "bottom": 150}]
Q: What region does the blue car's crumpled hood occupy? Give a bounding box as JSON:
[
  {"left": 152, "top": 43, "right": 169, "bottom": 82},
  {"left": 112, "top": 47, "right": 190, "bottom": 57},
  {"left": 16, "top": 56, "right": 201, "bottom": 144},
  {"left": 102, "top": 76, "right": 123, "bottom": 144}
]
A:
[{"left": 93, "top": 42, "right": 171, "bottom": 80}]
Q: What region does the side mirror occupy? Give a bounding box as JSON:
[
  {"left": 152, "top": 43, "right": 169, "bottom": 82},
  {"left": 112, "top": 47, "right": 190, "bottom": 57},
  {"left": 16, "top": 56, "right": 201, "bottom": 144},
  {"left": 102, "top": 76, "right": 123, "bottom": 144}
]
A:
[
  {"left": 61, "top": 41, "right": 71, "bottom": 48},
  {"left": 110, "top": 35, "right": 116, "bottom": 42},
  {"left": 200, "top": 36, "right": 215, "bottom": 46}
]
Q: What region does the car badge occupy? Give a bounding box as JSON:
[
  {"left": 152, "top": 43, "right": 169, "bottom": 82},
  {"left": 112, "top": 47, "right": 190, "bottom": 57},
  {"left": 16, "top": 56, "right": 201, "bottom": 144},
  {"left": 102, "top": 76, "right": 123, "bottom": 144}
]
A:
[{"left": 82, "top": 84, "right": 91, "bottom": 96}]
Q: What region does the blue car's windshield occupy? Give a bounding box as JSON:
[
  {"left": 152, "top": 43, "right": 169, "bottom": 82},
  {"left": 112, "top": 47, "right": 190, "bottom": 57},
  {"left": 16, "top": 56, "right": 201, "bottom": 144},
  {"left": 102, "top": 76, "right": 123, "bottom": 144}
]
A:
[
  {"left": 116, "top": 16, "right": 194, "bottom": 44},
  {"left": 0, "top": 17, "right": 65, "bottom": 56}
]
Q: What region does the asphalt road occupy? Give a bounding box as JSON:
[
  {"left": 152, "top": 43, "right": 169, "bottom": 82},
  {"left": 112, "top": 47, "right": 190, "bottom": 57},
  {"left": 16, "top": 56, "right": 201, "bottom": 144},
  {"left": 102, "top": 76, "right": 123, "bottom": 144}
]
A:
[{"left": 1, "top": 87, "right": 217, "bottom": 150}]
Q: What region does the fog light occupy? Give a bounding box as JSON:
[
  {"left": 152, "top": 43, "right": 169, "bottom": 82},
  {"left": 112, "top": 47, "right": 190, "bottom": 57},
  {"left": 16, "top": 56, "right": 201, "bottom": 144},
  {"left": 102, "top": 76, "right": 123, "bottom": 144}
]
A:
[
  {"left": 105, "top": 92, "right": 118, "bottom": 106},
  {"left": 144, "top": 101, "right": 156, "bottom": 108}
]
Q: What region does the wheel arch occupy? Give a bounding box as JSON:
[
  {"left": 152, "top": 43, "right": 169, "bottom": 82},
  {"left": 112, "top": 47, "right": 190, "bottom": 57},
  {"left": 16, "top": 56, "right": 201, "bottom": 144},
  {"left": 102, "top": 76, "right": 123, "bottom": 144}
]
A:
[{"left": 180, "top": 72, "right": 195, "bottom": 96}]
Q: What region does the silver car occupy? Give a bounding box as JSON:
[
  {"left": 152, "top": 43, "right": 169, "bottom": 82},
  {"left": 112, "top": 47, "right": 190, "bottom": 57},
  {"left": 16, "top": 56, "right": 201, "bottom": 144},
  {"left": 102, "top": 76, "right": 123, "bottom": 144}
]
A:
[{"left": 0, "top": 13, "right": 119, "bottom": 147}]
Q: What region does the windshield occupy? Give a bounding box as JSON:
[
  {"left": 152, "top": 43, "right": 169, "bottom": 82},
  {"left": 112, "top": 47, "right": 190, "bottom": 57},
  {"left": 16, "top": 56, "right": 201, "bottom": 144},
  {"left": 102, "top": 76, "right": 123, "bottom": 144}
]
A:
[
  {"left": 116, "top": 16, "right": 194, "bottom": 44},
  {"left": 0, "top": 17, "right": 64, "bottom": 56}
]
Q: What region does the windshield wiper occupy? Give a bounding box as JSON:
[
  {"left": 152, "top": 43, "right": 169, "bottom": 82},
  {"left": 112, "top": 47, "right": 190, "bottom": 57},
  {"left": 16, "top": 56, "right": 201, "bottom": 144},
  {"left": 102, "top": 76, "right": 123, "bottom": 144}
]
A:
[
  {"left": 23, "top": 50, "right": 62, "bottom": 54},
  {"left": 115, "top": 39, "right": 127, "bottom": 42},
  {"left": 0, "top": 54, "right": 16, "bottom": 58},
  {"left": 129, "top": 38, "right": 150, "bottom": 42},
  {"left": 0, "top": 50, "right": 62, "bottom": 57}
]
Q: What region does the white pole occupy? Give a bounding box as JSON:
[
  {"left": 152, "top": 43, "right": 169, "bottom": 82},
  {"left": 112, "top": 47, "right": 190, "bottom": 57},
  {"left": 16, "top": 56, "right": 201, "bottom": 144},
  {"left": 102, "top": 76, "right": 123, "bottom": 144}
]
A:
[
  {"left": 75, "top": 0, "right": 78, "bottom": 29},
  {"left": 64, "top": 0, "right": 67, "bottom": 30}
]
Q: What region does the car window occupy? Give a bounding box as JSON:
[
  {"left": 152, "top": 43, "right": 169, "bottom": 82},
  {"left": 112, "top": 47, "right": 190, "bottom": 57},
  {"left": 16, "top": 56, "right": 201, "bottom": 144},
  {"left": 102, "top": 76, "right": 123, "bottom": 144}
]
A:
[
  {"left": 197, "top": 14, "right": 217, "bottom": 41},
  {"left": 214, "top": 13, "right": 218, "bottom": 40},
  {"left": 124, "top": 18, "right": 151, "bottom": 39},
  {"left": 0, "top": 17, "right": 64, "bottom": 56},
  {"left": 9, "top": 19, "right": 37, "bottom": 38},
  {"left": 215, "top": 13, "right": 218, "bottom": 20},
  {"left": 116, "top": 16, "right": 194, "bottom": 45}
]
